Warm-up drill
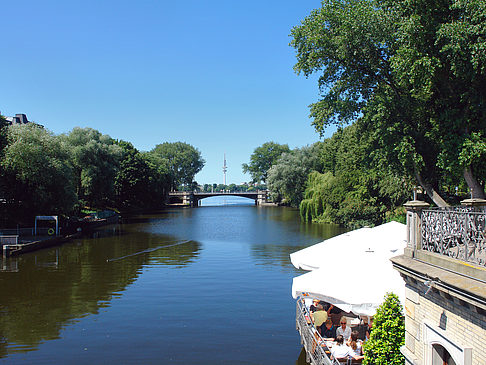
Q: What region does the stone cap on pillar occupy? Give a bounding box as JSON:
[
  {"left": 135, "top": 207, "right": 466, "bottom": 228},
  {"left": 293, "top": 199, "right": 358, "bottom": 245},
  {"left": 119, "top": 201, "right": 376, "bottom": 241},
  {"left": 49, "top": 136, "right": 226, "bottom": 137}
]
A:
[
  {"left": 404, "top": 200, "right": 430, "bottom": 211},
  {"left": 460, "top": 198, "right": 486, "bottom": 207}
]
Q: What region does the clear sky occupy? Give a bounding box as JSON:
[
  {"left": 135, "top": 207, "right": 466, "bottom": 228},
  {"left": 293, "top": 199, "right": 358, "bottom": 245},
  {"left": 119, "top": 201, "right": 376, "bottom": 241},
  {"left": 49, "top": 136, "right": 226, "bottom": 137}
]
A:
[{"left": 1, "top": 0, "right": 334, "bottom": 184}]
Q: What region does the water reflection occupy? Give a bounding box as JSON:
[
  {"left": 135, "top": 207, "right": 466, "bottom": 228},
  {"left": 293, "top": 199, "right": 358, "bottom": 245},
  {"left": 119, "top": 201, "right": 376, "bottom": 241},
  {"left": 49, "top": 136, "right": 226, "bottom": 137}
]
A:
[
  {"left": 0, "top": 223, "right": 201, "bottom": 357},
  {"left": 199, "top": 196, "right": 255, "bottom": 206},
  {"left": 0, "top": 201, "right": 344, "bottom": 364},
  {"left": 296, "top": 347, "right": 309, "bottom": 365},
  {"left": 249, "top": 207, "right": 346, "bottom": 269}
]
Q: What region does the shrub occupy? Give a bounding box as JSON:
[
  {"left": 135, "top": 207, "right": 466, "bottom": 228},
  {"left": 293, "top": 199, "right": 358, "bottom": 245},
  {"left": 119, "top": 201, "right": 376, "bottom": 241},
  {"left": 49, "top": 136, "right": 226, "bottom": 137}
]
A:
[{"left": 363, "top": 292, "right": 405, "bottom": 365}]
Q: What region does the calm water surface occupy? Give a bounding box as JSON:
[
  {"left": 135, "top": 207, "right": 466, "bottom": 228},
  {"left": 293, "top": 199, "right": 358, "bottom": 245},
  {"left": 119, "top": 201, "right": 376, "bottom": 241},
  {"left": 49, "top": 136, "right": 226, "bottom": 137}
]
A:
[{"left": 0, "top": 197, "right": 345, "bottom": 364}]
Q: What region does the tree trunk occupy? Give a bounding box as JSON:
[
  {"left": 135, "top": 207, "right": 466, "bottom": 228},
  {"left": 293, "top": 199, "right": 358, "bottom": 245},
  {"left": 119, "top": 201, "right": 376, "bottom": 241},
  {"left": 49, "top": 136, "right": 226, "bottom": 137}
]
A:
[
  {"left": 463, "top": 166, "right": 486, "bottom": 199},
  {"left": 414, "top": 171, "right": 449, "bottom": 207}
]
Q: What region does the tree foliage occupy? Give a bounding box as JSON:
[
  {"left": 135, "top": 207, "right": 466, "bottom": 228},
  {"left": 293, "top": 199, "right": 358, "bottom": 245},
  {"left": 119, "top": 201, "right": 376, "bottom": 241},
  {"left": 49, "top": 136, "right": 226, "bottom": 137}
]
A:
[
  {"left": 0, "top": 115, "right": 8, "bottom": 156},
  {"left": 61, "top": 127, "right": 123, "bottom": 208},
  {"left": 291, "top": 0, "right": 486, "bottom": 205},
  {"left": 114, "top": 141, "right": 169, "bottom": 209},
  {"left": 0, "top": 120, "right": 200, "bottom": 224},
  {"left": 363, "top": 292, "right": 405, "bottom": 365},
  {"left": 267, "top": 143, "right": 322, "bottom": 207},
  {"left": 0, "top": 115, "right": 9, "bottom": 209},
  {"left": 1, "top": 124, "right": 77, "bottom": 217},
  {"left": 300, "top": 125, "right": 410, "bottom": 227},
  {"left": 149, "top": 142, "right": 205, "bottom": 191},
  {"left": 242, "top": 142, "right": 290, "bottom": 183}
]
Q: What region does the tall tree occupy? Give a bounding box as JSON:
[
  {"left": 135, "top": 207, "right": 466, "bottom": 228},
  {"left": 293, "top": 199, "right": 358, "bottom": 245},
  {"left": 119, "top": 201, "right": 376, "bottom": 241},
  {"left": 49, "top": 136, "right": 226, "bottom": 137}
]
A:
[
  {"left": 291, "top": 0, "right": 486, "bottom": 205},
  {"left": 242, "top": 142, "right": 290, "bottom": 184},
  {"left": 0, "top": 115, "right": 8, "bottom": 156},
  {"left": 300, "top": 124, "right": 409, "bottom": 227},
  {"left": 149, "top": 142, "right": 205, "bottom": 191},
  {"left": 61, "top": 127, "right": 122, "bottom": 208},
  {"left": 1, "top": 124, "right": 77, "bottom": 218},
  {"left": 0, "top": 115, "right": 9, "bottom": 205},
  {"left": 267, "top": 143, "right": 322, "bottom": 207},
  {"left": 114, "top": 141, "right": 169, "bottom": 209}
]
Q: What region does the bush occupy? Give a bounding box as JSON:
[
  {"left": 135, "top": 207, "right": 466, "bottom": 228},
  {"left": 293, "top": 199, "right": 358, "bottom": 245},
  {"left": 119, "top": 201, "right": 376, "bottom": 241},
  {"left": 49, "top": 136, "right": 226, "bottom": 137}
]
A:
[{"left": 363, "top": 292, "right": 405, "bottom": 365}]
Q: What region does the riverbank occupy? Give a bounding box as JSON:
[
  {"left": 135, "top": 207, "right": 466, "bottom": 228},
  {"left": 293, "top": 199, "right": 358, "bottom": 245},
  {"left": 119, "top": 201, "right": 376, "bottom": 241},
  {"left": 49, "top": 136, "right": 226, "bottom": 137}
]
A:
[
  {"left": 1, "top": 214, "right": 120, "bottom": 257},
  {"left": 2, "top": 233, "right": 79, "bottom": 257}
]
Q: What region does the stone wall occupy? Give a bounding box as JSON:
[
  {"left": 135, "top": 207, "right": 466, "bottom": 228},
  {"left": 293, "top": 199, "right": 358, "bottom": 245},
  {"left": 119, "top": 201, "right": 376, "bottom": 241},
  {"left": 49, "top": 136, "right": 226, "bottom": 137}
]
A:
[{"left": 403, "top": 279, "right": 486, "bottom": 365}]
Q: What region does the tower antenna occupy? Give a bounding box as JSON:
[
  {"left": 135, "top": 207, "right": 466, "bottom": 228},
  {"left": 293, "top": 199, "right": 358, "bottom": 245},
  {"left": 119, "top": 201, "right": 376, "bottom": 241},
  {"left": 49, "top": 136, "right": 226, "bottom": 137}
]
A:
[{"left": 223, "top": 153, "right": 227, "bottom": 185}]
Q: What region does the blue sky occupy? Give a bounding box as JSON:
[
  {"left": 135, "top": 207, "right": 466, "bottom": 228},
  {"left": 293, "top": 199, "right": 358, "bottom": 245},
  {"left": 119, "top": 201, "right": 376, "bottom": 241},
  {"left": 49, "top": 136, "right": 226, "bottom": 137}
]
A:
[{"left": 1, "top": 0, "right": 333, "bottom": 184}]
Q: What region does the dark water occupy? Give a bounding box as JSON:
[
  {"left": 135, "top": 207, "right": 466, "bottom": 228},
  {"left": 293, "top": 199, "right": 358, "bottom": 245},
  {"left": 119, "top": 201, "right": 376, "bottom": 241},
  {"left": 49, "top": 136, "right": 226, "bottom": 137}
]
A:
[{"left": 0, "top": 197, "right": 345, "bottom": 364}]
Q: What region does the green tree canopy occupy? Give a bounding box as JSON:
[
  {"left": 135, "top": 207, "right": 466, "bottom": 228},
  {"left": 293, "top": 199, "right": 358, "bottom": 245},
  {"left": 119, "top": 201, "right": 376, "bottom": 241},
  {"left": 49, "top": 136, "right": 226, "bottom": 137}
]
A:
[
  {"left": 149, "top": 142, "right": 205, "bottom": 191},
  {"left": 267, "top": 143, "right": 322, "bottom": 207},
  {"left": 300, "top": 124, "right": 409, "bottom": 227},
  {"left": 0, "top": 115, "right": 8, "bottom": 156},
  {"left": 0, "top": 115, "right": 9, "bottom": 207},
  {"left": 1, "top": 124, "right": 77, "bottom": 218},
  {"left": 291, "top": 0, "right": 486, "bottom": 205},
  {"left": 114, "top": 141, "right": 169, "bottom": 209},
  {"left": 61, "top": 127, "right": 122, "bottom": 208},
  {"left": 242, "top": 142, "right": 290, "bottom": 183}
]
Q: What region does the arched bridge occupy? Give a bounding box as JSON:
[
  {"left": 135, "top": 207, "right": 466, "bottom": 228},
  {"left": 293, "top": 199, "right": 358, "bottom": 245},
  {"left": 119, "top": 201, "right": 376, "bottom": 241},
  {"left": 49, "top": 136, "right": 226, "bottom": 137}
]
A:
[{"left": 168, "top": 191, "right": 268, "bottom": 206}]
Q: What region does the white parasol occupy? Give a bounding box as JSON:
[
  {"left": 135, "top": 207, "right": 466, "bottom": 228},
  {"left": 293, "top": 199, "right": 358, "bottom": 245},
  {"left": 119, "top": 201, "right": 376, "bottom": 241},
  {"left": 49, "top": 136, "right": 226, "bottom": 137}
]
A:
[{"left": 290, "top": 221, "right": 406, "bottom": 316}]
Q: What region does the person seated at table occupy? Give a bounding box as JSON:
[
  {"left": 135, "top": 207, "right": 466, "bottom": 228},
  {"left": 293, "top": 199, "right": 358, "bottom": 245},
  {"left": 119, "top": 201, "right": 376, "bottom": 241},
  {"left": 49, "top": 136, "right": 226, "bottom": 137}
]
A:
[
  {"left": 310, "top": 304, "right": 328, "bottom": 332},
  {"left": 320, "top": 319, "right": 336, "bottom": 340},
  {"left": 347, "top": 330, "right": 364, "bottom": 360},
  {"left": 336, "top": 317, "right": 352, "bottom": 340},
  {"left": 309, "top": 299, "right": 320, "bottom": 313},
  {"left": 327, "top": 303, "right": 343, "bottom": 326},
  {"left": 330, "top": 335, "right": 352, "bottom": 361},
  {"left": 365, "top": 317, "right": 374, "bottom": 341}
]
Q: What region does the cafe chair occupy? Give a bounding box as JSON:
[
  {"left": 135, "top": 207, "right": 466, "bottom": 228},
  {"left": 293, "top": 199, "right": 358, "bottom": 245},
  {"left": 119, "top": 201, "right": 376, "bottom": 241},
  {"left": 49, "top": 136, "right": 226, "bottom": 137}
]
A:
[
  {"left": 332, "top": 358, "right": 349, "bottom": 365},
  {"left": 332, "top": 358, "right": 362, "bottom": 365}
]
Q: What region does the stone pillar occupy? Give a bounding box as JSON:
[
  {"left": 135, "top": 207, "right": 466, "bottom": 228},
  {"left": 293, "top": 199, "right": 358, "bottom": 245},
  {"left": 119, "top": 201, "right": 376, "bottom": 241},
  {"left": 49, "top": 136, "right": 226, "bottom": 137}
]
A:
[
  {"left": 404, "top": 200, "right": 430, "bottom": 258},
  {"left": 460, "top": 198, "right": 486, "bottom": 212},
  {"left": 256, "top": 191, "right": 267, "bottom": 205},
  {"left": 182, "top": 192, "right": 195, "bottom": 206}
]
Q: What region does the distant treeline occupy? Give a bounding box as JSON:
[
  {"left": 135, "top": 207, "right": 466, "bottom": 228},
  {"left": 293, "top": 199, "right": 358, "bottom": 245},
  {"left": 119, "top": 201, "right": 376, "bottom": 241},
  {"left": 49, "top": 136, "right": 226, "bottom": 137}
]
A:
[
  {"left": 0, "top": 117, "right": 204, "bottom": 226},
  {"left": 180, "top": 183, "right": 266, "bottom": 193}
]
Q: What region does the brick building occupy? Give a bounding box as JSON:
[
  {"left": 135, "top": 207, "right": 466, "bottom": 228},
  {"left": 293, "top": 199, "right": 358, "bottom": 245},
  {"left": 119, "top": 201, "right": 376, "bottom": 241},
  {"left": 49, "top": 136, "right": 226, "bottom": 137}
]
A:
[{"left": 392, "top": 199, "right": 486, "bottom": 365}]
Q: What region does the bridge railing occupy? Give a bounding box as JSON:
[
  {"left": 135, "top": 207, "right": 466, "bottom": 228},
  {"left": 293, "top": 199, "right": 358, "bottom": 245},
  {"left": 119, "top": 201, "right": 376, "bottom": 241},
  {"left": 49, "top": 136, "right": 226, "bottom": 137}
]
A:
[
  {"left": 168, "top": 190, "right": 268, "bottom": 195},
  {"left": 168, "top": 191, "right": 187, "bottom": 196}
]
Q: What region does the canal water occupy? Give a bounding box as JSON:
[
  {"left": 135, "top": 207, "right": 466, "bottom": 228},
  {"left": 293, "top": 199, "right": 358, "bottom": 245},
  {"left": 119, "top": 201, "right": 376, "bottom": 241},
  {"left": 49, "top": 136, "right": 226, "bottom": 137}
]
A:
[{"left": 0, "top": 197, "right": 345, "bottom": 364}]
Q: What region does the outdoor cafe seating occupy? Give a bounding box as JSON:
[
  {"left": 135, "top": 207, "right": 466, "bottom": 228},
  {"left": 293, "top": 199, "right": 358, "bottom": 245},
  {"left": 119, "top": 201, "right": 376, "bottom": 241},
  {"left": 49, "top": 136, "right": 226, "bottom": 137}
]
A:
[{"left": 297, "top": 298, "right": 366, "bottom": 365}]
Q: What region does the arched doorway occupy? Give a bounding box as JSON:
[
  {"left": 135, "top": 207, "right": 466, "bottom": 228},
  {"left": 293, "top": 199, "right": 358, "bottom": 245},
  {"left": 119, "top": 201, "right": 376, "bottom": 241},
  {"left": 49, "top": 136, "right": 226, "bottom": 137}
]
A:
[{"left": 432, "top": 344, "right": 457, "bottom": 365}]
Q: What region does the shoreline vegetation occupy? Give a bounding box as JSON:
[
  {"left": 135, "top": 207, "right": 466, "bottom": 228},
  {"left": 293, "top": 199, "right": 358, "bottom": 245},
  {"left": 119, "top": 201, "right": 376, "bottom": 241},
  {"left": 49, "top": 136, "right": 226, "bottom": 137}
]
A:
[
  {"left": 2, "top": 0, "right": 485, "bottom": 233},
  {"left": 0, "top": 117, "right": 269, "bottom": 232},
  {"left": 0, "top": 119, "right": 205, "bottom": 229},
  {"left": 241, "top": 0, "right": 486, "bottom": 229}
]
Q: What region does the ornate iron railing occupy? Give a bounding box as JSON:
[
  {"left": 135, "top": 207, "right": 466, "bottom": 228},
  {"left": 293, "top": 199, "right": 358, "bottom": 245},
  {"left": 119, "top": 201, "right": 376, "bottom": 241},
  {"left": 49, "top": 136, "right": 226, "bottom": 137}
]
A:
[
  {"left": 421, "top": 208, "right": 486, "bottom": 266},
  {"left": 296, "top": 299, "right": 333, "bottom": 365}
]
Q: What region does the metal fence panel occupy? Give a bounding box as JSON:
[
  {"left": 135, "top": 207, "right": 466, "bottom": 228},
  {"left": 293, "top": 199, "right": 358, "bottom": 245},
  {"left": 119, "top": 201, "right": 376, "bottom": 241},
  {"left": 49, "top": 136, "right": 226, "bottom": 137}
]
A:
[
  {"left": 296, "top": 299, "right": 334, "bottom": 365},
  {"left": 422, "top": 208, "right": 486, "bottom": 266}
]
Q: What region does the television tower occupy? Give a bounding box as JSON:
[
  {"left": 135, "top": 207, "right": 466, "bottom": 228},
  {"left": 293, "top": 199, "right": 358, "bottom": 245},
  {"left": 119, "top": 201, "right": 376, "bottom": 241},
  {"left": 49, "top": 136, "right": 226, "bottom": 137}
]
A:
[{"left": 223, "top": 153, "right": 227, "bottom": 185}]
